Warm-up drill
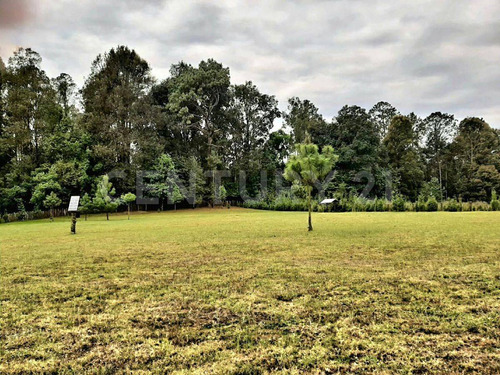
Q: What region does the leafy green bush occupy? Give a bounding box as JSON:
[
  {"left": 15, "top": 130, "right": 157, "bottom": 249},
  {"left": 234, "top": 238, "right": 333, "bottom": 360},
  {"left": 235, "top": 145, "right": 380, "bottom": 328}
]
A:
[
  {"left": 443, "top": 199, "right": 460, "bottom": 212},
  {"left": 392, "top": 195, "right": 406, "bottom": 212},
  {"left": 471, "top": 201, "right": 490, "bottom": 211},
  {"left": 419, "top": 178, "right": 443, "bottom": 202},
  {"left": 367, "top": 200, "right": 375, "bottom": 212},
  {"left": 352, "top": 197, "right": 368, "bottom": 212},
  {"left": 374, "top": 198, "right": 384, "bottom": 212},
  {"left": 492, "top": 200, "right": 500, "bottom": 211},
  {"left": 426, "top": 197, "right": 438, "bottom": 212},
  {"left": 415, "top": 198, "right": 426, "bottom": 212},
  {"left": 341, "top": 198, "right": 351, "bottom": 212},
  {"left": 383, "top": 199, "right": 392, "bottom": 212},
  {"left": 12, "top": 198, "right": 28, "bottom": 221},
  {"left": 244, "top": 193, "right": 311, "bottom": 212},
  {"left": 405, "top": 202, "right": 414, "bottom": 212},
  {"left": 252, "top": 200, "right": 269, "bottom": 210},
  {"left": 491, "top": 190, "right": 500, "bottom": 211},
  {"left": 243, "top": 194, "right": 494, "bottom": 214}
]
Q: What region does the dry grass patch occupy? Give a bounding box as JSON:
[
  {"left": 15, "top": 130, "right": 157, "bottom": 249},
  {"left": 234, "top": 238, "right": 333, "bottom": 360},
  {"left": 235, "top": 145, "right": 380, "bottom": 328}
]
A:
[{"left": 1, "top": 208, "right": 499, "bottom": 373}]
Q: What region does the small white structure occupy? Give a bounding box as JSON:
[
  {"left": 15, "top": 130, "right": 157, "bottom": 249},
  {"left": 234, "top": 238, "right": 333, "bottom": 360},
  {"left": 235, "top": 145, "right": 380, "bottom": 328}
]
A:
[{"left": 320, "top": 198, "right": 337, "bottom": 205}]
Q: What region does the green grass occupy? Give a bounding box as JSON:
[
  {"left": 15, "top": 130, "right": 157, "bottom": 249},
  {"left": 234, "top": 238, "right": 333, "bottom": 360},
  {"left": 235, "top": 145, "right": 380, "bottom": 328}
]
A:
[{"left": 1, "top": 208, "right": 499, "bottom": 374}]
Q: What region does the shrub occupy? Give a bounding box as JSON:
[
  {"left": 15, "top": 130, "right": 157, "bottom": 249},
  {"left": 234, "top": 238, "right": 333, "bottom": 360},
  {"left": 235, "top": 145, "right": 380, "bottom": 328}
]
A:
[
  {"left": 492, "top": 200, "right": 500, "bottom": 211},
  {"left": 365, "top": 200, "right": 375, "bottom": 212},
  {"left": 244, "top": 193, "right": 313, "bottom": 212},
  {"left": 383, "top": 199, "right": 392, "bottom": 212},
  {"left": 257, "top": 201, "right": 270, "bottom": 210},
  {"left": 471, "top": 201, "right": 490, "bottom": 211},
  {"left": 405, "top": 202, "right": 415, "bottom": 212},
  {"left": 443, "top": 199, "right": 460, "bottom": 212},
  {"left": 17, "top": 209, "right": 27, "bottom": 221},
  {"left": 426, "top": 197, "right": 438, "bottom": 212},
  {"left": 15, "top": 199, "right": 27, "bottom": 221},
  {"left": 374, "top": 198, "right": 384, "bottom": 212},
  {"left": 243, "top": 195, "right": 496, "bottom": 214},
  {"left": 339, "top": 198, "right": 350, "bottom": 212},
  {"left": 392, "top": 195, "right": 406, "bottom": 212},
  {"left": 415, "top": 199, "right": 426, "bottom": 212},
  {"left": 419, "top": 177, "right": 443, "bottom": 202},
  {"left": 353, "top": 197, "right": 368, "bottom": 212},
  {"left": 491, "top": 190, "right": 500, "bottom": 211}
]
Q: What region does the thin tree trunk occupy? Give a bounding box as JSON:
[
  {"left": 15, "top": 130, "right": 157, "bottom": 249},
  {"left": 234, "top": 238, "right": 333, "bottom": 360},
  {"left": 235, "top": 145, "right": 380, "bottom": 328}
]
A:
[
  {"left": 211, "top": 178, "right": 215, "bottom": 208},
  {"left": 308, "top": 190, "right": 313, "bottom": 232},
  {"left": 71, "top": 213, "right": 76, "bottom": 234},
  {"left": 445, "top": 169, "right": 448, "bottom": 199},
  {"left": 128, "top": 204, "right": 130, "bottom": 220},
  {"left": 438, "top": 158, "right": 443, "bottom": 200},
  {"left": 438, "top": 159, "right": 443, "bottom": 211},
  {"left": 208, "top": 133, "right": 214, "bottom": 209},
  {"left": 106, "top": 212, "right": 109, "bottom": 221}
]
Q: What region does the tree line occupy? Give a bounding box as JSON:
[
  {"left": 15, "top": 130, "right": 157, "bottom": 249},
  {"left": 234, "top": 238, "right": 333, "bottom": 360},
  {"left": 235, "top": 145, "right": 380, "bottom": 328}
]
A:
[{"left": 0, "top": 46, "right": 499, "bottom": 217}]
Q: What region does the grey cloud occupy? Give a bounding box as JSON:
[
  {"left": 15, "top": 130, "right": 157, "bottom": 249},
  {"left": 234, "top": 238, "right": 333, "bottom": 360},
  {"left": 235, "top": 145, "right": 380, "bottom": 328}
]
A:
[
  {"left": 0, "top": 0, "right": 499, "bottom": 127},
  {"left": 170, "top": 3, "right": 224, "bottom": 44},
  {"left": 363, "top": 32, "right": 401, "bottom": 46}
]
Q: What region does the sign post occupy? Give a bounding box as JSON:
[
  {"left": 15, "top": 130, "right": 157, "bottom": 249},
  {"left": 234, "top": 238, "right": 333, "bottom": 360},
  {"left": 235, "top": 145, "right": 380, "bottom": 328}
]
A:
[{"left": 68, "top": 196, "right": 80, "bottom": 234}]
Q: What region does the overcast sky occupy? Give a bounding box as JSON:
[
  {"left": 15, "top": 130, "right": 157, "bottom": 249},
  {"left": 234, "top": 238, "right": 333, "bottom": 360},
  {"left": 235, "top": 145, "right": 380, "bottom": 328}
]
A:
[{"left": 1, "top": 0, "right": 499, "bottom": 127}]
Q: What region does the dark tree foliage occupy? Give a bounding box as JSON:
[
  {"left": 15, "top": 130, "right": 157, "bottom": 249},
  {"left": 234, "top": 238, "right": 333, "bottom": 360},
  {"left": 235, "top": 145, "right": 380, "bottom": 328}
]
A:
[
  {"left": 0, "top": 57, "right": 8, "bottom": 180},
  {"left": 164, "top": 59, "right": 231, "bottom": 167},
  {"left": 330, "top": 105, "right": 382, "bottom": 197},
  {"left": 52, "top": 73, "right": 77, "bottom": 117},
  {"left": 226, "top": 82, "right": 281, "bottom": 195},
  {"left": 383, "top": 115, "right": 425, "bottom": 200},
  {"left": 227, "top": 81, "right": 281, "bottom": 168},
  {"left": 369, "top": 101, "right": 399, "bottom": 139},
  {"left": 422, "top": 112, "right": 457, "bottom": 196},
  {"left": 284, "top": 97, "right": 329, "bottom": 145},
  {"left": 0, "top": 45, "right": 499, "bottom": 215},
  {"left": 4, "top": 48, "right": 55, "bottom": 166},
  {"left": 447, "top": 118, "right": 500, "bottom": 200},
  {"left": 262, "top": 130, "right": 291, "bottom": 172},
  {"left": 1, "top": 49, "right": 64, "bottom": 212},
  {"left": 81, "top": 45, "right": 160, "bottom": 190}
]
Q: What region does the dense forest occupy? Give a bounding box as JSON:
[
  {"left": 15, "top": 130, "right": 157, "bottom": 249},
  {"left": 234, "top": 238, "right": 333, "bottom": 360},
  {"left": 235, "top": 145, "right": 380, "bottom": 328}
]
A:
[{"left": 0, "top": 46, "right": 499, "bottom": 217}]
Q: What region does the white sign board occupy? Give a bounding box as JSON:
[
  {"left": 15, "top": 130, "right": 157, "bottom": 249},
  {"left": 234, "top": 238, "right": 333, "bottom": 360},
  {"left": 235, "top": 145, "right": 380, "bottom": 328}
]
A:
[{"left": 68, "top": 196, "right": 80, "bottom": 212}]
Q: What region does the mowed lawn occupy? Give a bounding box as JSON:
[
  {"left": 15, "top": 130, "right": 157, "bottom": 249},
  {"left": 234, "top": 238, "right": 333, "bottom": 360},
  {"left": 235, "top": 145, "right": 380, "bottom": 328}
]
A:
[{"left": 1, "top": 209, "right": 499, "bottom": 374}]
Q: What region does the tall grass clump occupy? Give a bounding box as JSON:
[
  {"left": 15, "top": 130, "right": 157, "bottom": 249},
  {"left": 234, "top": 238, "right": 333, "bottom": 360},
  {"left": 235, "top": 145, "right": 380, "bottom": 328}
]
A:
[{"left": 491, "top": 190, "right": 500, "bottom": 211}]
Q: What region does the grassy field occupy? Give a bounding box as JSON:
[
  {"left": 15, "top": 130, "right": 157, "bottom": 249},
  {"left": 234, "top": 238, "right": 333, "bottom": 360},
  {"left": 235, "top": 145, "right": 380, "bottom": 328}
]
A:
[{"left": 1, "top": 208, "right": 499, "bottom": 374}]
